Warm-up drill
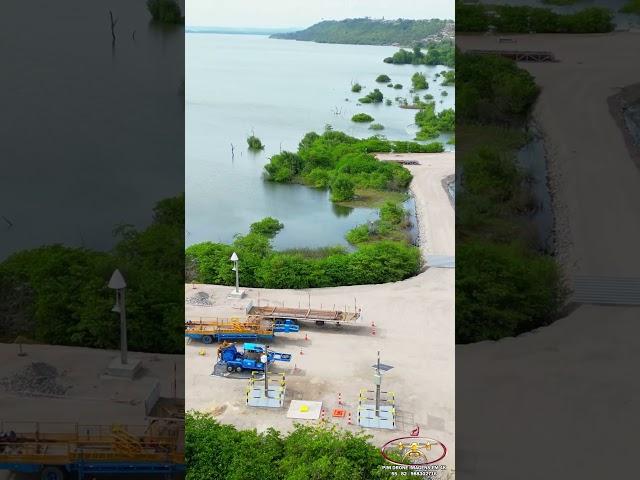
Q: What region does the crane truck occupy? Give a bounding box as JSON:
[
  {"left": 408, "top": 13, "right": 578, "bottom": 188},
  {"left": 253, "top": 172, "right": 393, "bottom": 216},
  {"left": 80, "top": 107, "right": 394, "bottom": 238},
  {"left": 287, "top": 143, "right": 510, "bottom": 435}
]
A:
[{"left": 216, "top": 342, "right": 291, "bottom": 373}]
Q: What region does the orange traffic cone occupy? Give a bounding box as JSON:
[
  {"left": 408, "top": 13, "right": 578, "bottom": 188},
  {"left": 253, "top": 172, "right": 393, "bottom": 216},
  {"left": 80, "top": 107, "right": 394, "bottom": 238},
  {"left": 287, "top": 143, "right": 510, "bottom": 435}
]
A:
[
  {"left": 304, "top": 333, "right": 309, "bottom": 341},
  {"left": 300, "top": 348, "right": 304, "bottom": 356}
]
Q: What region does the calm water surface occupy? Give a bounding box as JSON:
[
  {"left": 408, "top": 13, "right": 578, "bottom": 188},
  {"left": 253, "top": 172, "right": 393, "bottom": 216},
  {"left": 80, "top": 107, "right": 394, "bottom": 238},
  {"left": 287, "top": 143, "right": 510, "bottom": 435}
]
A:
[{"left": 186, "top": 33, "right": 454, "bottom": 250}]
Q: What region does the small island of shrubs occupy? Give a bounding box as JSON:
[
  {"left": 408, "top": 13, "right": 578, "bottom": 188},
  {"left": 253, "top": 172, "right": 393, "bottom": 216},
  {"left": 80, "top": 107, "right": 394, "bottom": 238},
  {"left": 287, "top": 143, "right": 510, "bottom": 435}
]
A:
[
  {"left": 351, "top": 82, "right": 362, "bottom": 93},
  {"left": 376, "top": 74, "right": 391, "bottom": 83},
  {"left": 247, "top": 134, "right": 265, "bottom": 150},
  {"left": 352, "top": 113, "right": 375, "bottom": 123},
  {"left": 411, "top": 72, "right": 429, "bottom": 90},
  {"left": 359, "top": 88, "right": 384, "bottom": 104}
]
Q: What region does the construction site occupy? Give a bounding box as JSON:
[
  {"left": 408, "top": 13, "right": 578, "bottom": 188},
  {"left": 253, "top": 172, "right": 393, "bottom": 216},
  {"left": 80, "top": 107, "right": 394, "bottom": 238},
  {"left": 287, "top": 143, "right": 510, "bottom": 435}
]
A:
[
  {"left": 184, "top": 153, "right": 456, "bottom": 469},
  {"left": 0, "top": 344, "right": 185, "bottom": 480}
]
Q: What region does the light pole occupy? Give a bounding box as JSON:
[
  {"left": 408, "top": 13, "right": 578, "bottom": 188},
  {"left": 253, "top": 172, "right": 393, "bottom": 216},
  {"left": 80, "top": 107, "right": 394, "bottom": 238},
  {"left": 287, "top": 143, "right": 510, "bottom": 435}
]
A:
[
  {"left": 230, "top": 252, "right": 239, "bottom": 294},
  {"left": 108, "top": 269, "right": 128, "bottom": 365}
]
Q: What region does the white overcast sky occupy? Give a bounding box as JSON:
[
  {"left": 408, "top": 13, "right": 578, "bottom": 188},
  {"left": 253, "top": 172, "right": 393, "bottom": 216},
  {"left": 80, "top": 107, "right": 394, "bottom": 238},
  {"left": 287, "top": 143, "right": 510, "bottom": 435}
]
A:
[{"left": 186, "top": 0, "right": 454, "bottom": 28}]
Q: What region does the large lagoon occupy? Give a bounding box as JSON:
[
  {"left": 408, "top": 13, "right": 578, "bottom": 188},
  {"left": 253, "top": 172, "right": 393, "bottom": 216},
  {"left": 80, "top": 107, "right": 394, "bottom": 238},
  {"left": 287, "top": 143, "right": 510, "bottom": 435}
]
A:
[{"left": 186, "top": 33, "right": 454, "bottom": 250}]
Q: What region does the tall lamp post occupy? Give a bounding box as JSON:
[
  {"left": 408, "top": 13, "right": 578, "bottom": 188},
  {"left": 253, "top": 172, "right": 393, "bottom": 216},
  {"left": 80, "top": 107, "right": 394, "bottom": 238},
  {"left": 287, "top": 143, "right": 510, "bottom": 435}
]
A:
[
  {"left": 108, "top": 269, "right": 128, "bottom": 365},
  {"left": 107, "top": 269, "right": 141, "bottom": 377},
  {"left": 228, "top": 252, "right": 245, "bottom": 298},
  {"left": 231, "top": 252, "right": 239, "bottom": 294}
]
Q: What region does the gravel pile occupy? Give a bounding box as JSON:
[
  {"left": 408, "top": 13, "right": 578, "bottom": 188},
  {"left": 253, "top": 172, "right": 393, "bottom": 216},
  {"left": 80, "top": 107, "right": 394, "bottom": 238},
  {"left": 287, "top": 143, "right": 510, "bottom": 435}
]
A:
[
  {"left": 0, "top": 362, "right": 69, "bottom": 396},
  {"left": 185, "top": 291, "right": 214, "bottom": 306}
]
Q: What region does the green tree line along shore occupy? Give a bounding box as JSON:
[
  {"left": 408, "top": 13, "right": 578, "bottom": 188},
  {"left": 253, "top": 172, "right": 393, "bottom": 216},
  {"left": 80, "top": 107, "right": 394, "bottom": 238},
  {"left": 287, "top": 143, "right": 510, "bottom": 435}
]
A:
[
  {"left": 384, "top": 40, "right": 454, "bottom": 68},
  {"left": 456, "top": 50, "right": 564, "bottom": 343},
  {"left": 270, "top": 18, "right": 452, "bottom": 46},
  {"left": 0, "top": 196, "right": 184, "bottom": 352},
  {"left": 456, "top": 1, "right": 614, "bottom": 33},
  {"left": 186, "top": 413, "right": 394, "bottom": 480},
  {"left": 186, "top": 130, "right": 445, "bottom": 289}
]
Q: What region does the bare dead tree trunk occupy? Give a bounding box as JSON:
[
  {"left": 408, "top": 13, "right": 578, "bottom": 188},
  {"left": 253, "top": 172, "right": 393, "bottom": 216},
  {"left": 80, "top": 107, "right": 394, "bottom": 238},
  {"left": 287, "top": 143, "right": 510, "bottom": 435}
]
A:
[
  {"left": 109, "top": 10, "right": 119, "bottom": 45},
  {"left": 230, "top": 143, "right": 235, "bottom": 160}
]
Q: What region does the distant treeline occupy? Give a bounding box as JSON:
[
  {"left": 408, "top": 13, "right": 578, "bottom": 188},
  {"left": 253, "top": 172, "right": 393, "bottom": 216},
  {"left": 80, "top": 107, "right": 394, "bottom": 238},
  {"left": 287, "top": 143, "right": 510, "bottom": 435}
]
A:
[
  {"left": 456, "top": 2, "right": 614, "bottom": 33},
  {"left": 271, "top": 18, "right": 452, "bottom": 46},
  {"left": 384, "top": 40, "right": 455, "bottom": 68}
]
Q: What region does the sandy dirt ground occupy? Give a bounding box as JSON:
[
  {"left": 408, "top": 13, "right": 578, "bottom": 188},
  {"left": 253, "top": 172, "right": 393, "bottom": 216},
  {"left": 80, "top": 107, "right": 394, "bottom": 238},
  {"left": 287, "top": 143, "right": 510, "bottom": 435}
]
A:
[
  {"left": 185, "top": 152, "right": 455, "bottom": 467},
  {"left": 0, "top": 343, "right": 184, "bottom": 425},
  {"left": 455, "top": 33, "right": 640, "bottom": 479}
]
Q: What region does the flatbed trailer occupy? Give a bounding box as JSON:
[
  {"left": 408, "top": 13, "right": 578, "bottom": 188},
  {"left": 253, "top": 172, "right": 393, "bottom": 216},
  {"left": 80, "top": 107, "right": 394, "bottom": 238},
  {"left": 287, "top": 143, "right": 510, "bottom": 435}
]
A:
[
  {"left": 0, "top": 421, "right": 184, "bottom": 479},
  {"left": 185, "top": 316, "right": 299, "bottom": 344},
  {"left": 247, "top": 302, "right": 361, "bottom": 325}
]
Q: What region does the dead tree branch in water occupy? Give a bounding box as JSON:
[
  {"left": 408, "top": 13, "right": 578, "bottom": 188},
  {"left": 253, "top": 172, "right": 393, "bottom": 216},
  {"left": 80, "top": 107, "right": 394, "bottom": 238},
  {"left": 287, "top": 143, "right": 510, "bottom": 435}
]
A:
[
  {"left": 109, "top": 10, "right": 119, "bottom": 45},
  {"left": 230, "top": 143, "right": 235, "bottom": 160},
  {"left": 2, "top": 216, "right": 13, "bottom": 228}
]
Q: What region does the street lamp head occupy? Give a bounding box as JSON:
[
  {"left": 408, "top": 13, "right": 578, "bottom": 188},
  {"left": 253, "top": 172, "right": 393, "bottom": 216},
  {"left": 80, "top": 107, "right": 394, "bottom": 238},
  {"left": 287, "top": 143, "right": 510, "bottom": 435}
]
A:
[
  {"left": 230, "top": 252, "right": 239, "bottom": 262},
  {"left": 108, "top": 269, "right": 127, "bottom": 290}
]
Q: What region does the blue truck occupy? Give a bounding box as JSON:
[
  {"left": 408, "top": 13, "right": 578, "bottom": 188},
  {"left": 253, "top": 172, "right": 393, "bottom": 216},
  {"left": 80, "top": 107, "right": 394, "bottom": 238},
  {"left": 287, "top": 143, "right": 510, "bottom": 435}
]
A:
[{"left": 218, "top": 343, "right": 291, "bottom": 373}]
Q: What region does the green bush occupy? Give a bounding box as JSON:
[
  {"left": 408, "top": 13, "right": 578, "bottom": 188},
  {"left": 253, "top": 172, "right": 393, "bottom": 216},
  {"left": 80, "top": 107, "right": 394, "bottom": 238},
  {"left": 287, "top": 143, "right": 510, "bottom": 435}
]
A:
[
  {"left": 351, "top": 113, "right": 375, "bottom": 123},
  {"left": 457, "top": 242, "right": 562, "bottom": 343},
  {"left": 331, "top": 174, "right": 356, "bottom": 201},
  {"left": 146, "top": 0, "right": 183, "bottom": 24},
  {"left": 249, "top": 217, "right": 284, "bottom": 237},
  {"left": 411, "top": 72, "right": 429, "bottom": 90},
  {"left": 359, "top": 88, "right": 384, "bottom": 104},
  {"left": 393, "top": 83, "right": 403, "bottom": 89},
  {"left": 185, "top": 412, "right": 392, "bottom": 480},
  {"left": 368, "top": 123, "right": 384, "bottom": 131},
  {"left": 441, "top": 70, "right": 455, "bottom": 86},
  {"left": 247, "top": 135, "right": 265, "bottom": 150},
  {"left": 351, "top": 83, "right": 362, "bottom": 93},
  {"left": 376, "top": 74, "right": 391, "bottom": 83}
]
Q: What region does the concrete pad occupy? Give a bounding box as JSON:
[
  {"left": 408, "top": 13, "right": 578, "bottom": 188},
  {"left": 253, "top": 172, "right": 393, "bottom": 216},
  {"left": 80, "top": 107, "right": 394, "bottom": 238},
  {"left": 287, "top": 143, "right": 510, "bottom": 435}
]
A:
[
  {"left": 247, "top": 385, "right": 286, "bottom": 408},
  {"left": 105, "top": 357, "right": 142, "bottom": 379},
  {"left": 286, "top": 400, "right": 322, "bottom": 420}
]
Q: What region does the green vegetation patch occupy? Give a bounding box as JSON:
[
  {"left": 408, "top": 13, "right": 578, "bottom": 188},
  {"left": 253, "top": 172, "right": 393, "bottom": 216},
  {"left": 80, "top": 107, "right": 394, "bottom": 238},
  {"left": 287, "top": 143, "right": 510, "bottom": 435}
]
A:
[
  {"left": 369, "top": 123, "right": 385, "bottom": 131},
  {"left": 411, "top": 72, "right": 429, "bottom": 90},
  {"left": 186, "top": 412, "right": 393, "bottom": 480},
  {"left": 351, "top": 113, "right": 375, "bottom": 123},
  {"left": 359, "top": 88, "right": 384, "bottom": 104},
  {"left": 456, "top": 2, "right": 613, "bottom": 33},
  {"left": 146, "top": 0, "right": 184, "bottom": 24},
  {"left": 384, "top": 41, "right": 455, "bottom": 68},
  {"left": 351, "top": 83, "right": 362, "bottom": 93},
  {"left": 621, "top": 0, "right": 640, "bottom": 14},
  {"left": 393, "top": 83, "right": 403, "bottom": 89},
  {"left": 441, "top": 70, "right": 455, "bottom": 86},
  {"left": 247, "top": 135, "right": 265, "bottom": 150},
  {"left": 456, "top": 51, "right": 564, "bottom": 343},
  {"left": 263, "top": 129, "right": 442, "bottom": 190},
  {"left": 376, "top": 74, "right": 391, "bottom": 83},
  {"left": 0, "top": 196, "right": 184, "bottom": 352},
  {"left": 186, "top": 220, "right": 421, "bottom": 289},
  {"left": 414, "top": 103, "right": 455, "bottom": 140}
]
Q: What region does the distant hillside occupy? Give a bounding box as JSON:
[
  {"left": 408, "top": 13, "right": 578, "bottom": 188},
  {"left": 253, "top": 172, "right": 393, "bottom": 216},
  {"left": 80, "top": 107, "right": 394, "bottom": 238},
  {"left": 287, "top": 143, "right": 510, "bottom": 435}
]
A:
[{"left": 270, "top": 18, "right": 453, "bottom": 46}]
